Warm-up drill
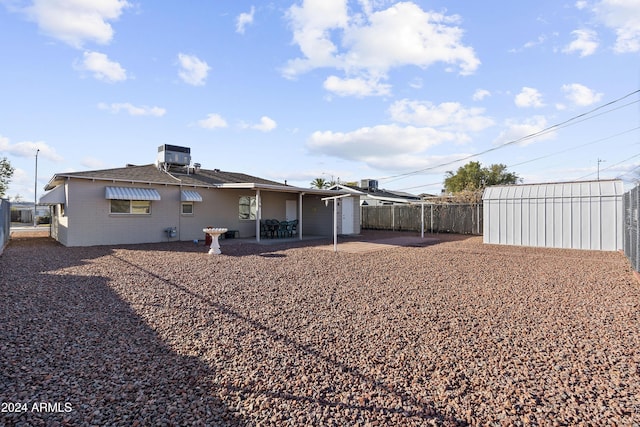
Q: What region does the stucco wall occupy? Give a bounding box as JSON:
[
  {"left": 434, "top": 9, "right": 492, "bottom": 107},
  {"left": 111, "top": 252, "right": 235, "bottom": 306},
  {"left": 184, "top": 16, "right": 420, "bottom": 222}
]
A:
[
  {"left": 64, "top": 180, "right": 179, "bottom": 246},
  {"left": 301, "top": 195, "right": 333, "bottom": 236},
  {"left": 50, "top": 180, "right": 340, "bottom": 246}
]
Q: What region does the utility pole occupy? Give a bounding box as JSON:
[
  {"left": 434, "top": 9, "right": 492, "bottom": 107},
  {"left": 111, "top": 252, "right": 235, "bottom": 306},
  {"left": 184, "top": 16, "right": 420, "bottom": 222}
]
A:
[
  {"left": 34, "top": 148, "right": 39, "bottom": 227},
  {"left": 597, "top": 158, "right": 605, "bottom": 180}
]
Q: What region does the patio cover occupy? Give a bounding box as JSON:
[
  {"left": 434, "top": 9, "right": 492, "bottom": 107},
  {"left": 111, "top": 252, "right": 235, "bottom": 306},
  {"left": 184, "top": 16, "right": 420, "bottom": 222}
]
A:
[{"left": 39, "top": 185, "right": 65, "bottom": 205}]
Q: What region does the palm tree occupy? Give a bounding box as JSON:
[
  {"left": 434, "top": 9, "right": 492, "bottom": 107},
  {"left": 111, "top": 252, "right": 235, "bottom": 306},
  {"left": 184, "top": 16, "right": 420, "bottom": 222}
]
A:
[{"left": 310, "top": 177, "right": 329, "bottom": 189}]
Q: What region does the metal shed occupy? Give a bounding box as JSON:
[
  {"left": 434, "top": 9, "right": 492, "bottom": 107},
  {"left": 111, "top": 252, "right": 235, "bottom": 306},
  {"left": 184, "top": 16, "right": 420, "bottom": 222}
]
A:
[{"left": 483, "top": 180, "right": 624, "bottom": 251}]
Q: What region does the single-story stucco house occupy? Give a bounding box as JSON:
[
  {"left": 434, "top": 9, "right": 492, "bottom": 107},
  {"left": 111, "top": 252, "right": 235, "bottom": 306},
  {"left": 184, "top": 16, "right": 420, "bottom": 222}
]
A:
[{"left": 39, "top": 145, "right": 360, "bottom": 247}]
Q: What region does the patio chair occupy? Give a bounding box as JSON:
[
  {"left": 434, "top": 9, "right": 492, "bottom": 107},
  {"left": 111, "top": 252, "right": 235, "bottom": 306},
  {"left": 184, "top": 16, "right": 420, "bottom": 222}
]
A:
[
  {"left": 266, "top": 219, "right": 279, "bottom": 238},
  {"left": 278, "top": 220, "right": 291, "bottom": 238}
]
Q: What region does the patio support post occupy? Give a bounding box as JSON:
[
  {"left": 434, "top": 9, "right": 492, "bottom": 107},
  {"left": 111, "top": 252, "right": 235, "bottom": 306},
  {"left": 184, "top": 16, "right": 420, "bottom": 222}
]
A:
[
  {"left": 298, "top": 192, "right": 304, "bottom": 240},
  {"left": 333, "top": 197, "right": 337, "bottom": 252},
  {"left": 321, "top": 193, "right": 350, "bottom": 253},
  {"left": 255, "top": 189, "right": 261, "bottom": 242}
]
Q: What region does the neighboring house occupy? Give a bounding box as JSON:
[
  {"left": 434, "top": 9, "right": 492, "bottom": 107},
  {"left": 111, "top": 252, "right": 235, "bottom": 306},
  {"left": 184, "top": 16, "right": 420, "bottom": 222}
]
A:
[
  {"left": 10, "top": 202, "right": 50, "bottom": 223},
  {"left": 39, "top": 145, "right": 359, "bottom": 247},
  {"left": 329, "top": 179, "right": 421, "bottom": 206}
]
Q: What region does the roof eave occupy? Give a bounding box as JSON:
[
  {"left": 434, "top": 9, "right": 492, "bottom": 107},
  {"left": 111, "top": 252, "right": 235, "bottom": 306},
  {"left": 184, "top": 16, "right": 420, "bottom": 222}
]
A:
[
  {"left": 218, "top": 182, "right": 350, "bottom": 195},
  {"left": 44, "top": 173, "right": 182, "bottom": 190}
]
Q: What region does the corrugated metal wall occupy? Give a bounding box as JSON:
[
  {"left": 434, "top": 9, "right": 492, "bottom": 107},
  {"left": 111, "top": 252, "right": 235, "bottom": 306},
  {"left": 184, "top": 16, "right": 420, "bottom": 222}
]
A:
[{"left": 483, "top": 180, "right": 624, "bottom": 251}]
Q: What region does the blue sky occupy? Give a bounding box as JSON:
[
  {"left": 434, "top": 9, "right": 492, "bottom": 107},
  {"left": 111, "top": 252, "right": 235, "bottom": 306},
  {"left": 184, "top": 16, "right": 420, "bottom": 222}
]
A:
[{"left": 1, "top": 0, "right": 639, "bottom": 201}]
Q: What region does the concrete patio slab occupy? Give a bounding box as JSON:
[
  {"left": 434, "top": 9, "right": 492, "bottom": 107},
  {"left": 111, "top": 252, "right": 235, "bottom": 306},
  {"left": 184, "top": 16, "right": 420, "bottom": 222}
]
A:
[{"left": 315, "top": 236, "right": 440, "bottom": 253}]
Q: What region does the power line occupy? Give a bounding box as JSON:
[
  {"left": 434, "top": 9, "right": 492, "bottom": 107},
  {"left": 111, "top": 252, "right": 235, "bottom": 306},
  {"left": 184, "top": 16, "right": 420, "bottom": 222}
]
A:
[
  {"left": 616, "top": 164, "right": 640, "bottom": 181},
  {"left": 395, "top": 126, "right": 640, "bottom": 192},
  {"left": 576, "top": 152, "right": 640, "bottom": 180},
  {"left": 377, "top": 88, "right": 640, "bottom": 184},
  {"left": 508, "top": 126, "right": 640, "bottom": 169}
]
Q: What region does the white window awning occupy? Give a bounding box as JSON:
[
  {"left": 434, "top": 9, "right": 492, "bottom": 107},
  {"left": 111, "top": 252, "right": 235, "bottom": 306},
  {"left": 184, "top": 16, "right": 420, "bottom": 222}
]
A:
[
  {"left": 181, "top": 190, "right": 203, "bottom": 202},
  {"left": 105, "top": 186, "right": 161, "bottom": 201},
  {"left": 39, "top": 185, "right": 66, "bottom": 205}
]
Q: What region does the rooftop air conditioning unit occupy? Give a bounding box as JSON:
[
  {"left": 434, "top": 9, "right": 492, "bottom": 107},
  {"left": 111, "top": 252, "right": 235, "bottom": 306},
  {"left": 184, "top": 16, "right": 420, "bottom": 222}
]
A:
[
  {"left": 360, "top": 179, "right": 378, "bottom": 192},
  {"left": 157, "top": 144, "right": 191, "bottom": 168}
]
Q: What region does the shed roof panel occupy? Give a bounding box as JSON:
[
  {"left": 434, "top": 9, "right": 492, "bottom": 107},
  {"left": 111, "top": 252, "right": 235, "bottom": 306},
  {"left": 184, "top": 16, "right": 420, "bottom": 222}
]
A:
[{"left": 482, "top": 180, "right": 623, "bottom": 201}]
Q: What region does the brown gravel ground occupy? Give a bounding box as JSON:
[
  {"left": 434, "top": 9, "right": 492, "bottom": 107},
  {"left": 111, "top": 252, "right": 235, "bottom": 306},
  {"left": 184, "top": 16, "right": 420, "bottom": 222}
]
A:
[{"left": 1, "top": 231, "right": 639, "bottom": 426}]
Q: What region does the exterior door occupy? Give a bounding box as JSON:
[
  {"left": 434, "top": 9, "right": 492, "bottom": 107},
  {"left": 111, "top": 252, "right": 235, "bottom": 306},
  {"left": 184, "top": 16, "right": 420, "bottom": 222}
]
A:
[
  {"left": 286, "top": 200, "right": 297, "bottom": 221},
  {"left": 341, "top": 197, "right": 354, "bottom": 234}
]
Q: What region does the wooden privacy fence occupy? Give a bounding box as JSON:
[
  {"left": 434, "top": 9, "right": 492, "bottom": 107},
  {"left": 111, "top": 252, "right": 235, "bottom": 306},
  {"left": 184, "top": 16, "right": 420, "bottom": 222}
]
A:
[{"left": 361, "top": 203, "right": 483, "bottom": 235}]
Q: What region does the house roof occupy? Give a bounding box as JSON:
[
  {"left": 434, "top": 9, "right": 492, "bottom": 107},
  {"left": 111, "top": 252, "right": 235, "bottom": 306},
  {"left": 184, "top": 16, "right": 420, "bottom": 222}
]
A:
[
  {"left": 45, "top": 164, "right": 283, "bottom": 189},
  {"left": 44, "top": 164, "right": 344, "bottom": 196},
  {"left": 330, "top": 183, "right": 420, "bottom": 203}
]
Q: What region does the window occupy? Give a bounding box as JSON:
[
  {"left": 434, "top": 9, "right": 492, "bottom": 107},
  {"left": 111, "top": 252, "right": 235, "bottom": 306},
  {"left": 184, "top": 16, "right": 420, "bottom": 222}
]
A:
[
  {"left": 181, "top": 202, "right": 194, "bottom": 215},
  {"left": 239, "top": 196, "right": 256, "bottom": 220},
  {"left": 110, "top": 199, "right": 151, "bottom": 214}
]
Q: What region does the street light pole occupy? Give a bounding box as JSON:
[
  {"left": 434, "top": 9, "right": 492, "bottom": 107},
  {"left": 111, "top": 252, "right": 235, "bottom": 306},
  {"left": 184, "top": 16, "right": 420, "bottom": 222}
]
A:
[
  {"left": 34, "top": 148, "right": 39, "bottom": 227},
  {"left": 597, "top": 158, "right": 605, "bottom": 180}
]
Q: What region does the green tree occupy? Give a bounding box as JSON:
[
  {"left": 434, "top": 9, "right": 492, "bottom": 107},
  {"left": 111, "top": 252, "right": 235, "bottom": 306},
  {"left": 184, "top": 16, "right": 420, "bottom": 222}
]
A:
[
  {"left": 310, "top": 177, "right": 329, "bottom": 189},
  {"left": 0, "top": 157, "right": 14, "bottom": 198},
  {"left": 444, "top": 161, "right": 519, "bottom": 193}
]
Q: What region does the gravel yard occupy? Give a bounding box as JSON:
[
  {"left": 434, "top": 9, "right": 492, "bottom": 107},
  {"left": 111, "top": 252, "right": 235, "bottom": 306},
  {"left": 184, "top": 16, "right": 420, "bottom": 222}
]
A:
[{"left": 1, "top": 231, "right": 639, "bottom": 426}]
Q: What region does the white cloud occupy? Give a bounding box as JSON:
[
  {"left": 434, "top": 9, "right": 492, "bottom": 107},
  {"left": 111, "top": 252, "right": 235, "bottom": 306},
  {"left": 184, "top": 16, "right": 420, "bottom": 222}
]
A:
[
  {"left": 341, "top": 3, "right": 479, "bottom": 74},
  {"left": 8, "top": 168, "right": 30, "bottom": 194},
  {"left": 81, "top": 157, "right": 108, "bottom": 169},
  {"left": 510, "top": 34, "right": 548, "bottom": 53},
  {"left": 0, "top": 135, "right": 63, "bottom": 161},
  {"left": 196, "top": 113, "right": 228, "bottom": 129},
  {"left": 22, "top": 0, "right": 130, "bottom": 48},
  {"left": 306, "top": 124, "right": 457, "bottom": 170},
  {"left": 98, "top": 102, "right": 166, "bottom": 116},
  {"left": 388, "top": 99, "right": 494, "bottom": 133},
  {"left": 284, "top": 0, "right": 349, "bottom": 75},
  {"left": 323, "top": 75, "right": 391, "bottom": 97},
  {"left": 177, "top": 53, "right": 210, "bottom": 86},
  {"left": 514, "top": 87, "right": 545, "bottom": 108},
  {"left": 590, "top": 0, "right": 640, "bottom": 53},
  {"left": 561, "top": 83, "right": 603, "bottom": 106},
  {"left": 283, "top": 1, "right": 479, "bottom": 96},
  {"left": 563, "top": 29, "right": 599, "bottom": 56},
  {"left": 575, "top": 1, "right": 589, "bottom": 10},
  {"left": 77, "top": 51, "right": 127, "bottom": 82},
  {"left": 250, "top": 116, "right": 277, "bottom": 132},
  {"left": 408, "top": 77, "right": 423, "bottom": 89},
  {"left": 523, "top": 34, "right": 548, "bottom": 49},
  {"left": 236, "top": 6, "right": 255, "bottom": 34},
  {"left": 472, "top": 89, "right": 491, "bottom": 101},
  {"left": 493, "top": 116, "right": 555, "bottom": 147}
]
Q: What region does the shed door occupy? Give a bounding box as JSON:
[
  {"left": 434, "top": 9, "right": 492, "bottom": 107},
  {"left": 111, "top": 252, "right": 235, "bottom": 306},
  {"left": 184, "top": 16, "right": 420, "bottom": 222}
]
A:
[{"left": 341, "top": 197, "right": 354, "bottom": 234}]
